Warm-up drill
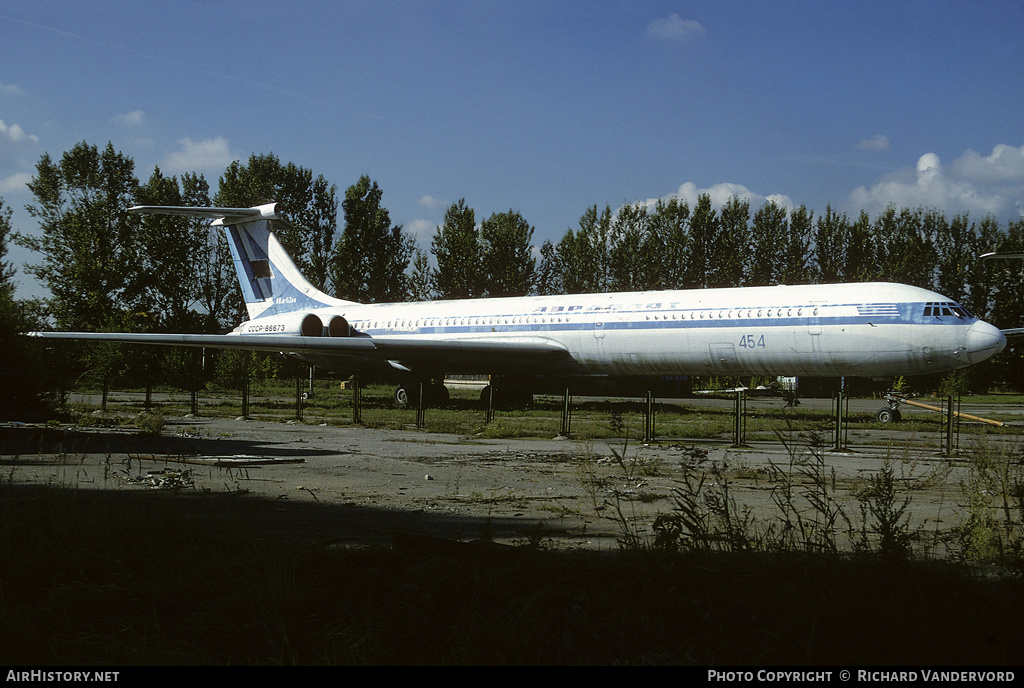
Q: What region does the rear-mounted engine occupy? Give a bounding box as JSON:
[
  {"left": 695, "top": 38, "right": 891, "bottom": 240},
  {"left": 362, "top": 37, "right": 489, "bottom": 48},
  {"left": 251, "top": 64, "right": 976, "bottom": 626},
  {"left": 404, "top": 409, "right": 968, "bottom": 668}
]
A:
[{"left": 238, "top": 313, "right": 352, "bottom": 336}]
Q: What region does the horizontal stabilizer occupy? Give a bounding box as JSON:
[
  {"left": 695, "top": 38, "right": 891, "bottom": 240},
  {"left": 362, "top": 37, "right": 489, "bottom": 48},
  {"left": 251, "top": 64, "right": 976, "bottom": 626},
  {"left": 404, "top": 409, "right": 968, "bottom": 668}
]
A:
[{"left": 130, "top": 203, "right": 279, "bottom": 225}]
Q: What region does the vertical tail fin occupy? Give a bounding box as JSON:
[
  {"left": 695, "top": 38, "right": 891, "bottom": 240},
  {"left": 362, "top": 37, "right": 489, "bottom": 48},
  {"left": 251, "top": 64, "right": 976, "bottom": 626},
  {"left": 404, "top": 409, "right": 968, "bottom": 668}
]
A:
[{"left": 131, "top": 203, "right": 354, "bottom": 320}]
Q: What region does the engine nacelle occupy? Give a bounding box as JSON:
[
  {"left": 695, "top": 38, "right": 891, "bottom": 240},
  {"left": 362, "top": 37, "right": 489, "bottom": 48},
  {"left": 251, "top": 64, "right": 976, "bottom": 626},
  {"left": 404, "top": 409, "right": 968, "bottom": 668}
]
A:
[
  {"left": 235, "top": 313, "right": 354, "bottom": 336},
  {"left": 328, "top": 316, "right": 351, "bottom": 337}
]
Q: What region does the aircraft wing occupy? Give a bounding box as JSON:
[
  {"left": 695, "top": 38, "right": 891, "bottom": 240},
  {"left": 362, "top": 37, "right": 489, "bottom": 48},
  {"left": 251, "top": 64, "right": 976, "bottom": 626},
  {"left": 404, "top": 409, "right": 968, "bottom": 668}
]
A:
[
  {"left": 981, "top": 252, "right": 1024, "bottom": 260},
  {"left": 1002, "top": 328, "right": 1024, "bottom": 345},
  {"left": 26, "top": 331, "right": 572, "bottom": 371}
]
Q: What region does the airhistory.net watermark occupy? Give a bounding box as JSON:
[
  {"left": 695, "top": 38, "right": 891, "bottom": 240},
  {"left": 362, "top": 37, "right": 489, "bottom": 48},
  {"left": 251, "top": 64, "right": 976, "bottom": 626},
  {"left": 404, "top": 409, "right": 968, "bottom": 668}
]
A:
[{"left": 6, "top": 671, "right": 119, "bottom": 682}]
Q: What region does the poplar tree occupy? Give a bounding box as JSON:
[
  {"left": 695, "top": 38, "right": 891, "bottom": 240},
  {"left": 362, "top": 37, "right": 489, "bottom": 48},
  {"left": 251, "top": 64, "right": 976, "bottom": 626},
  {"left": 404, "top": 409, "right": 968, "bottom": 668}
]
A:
[
  {"left": 712, "top": 196, "right": 748, "bottom": 288},
  {"left": 555, "top": 204, "right": 612, "bottom": 294},
  {"left": 684, "top": 195, "right": 718, "bottom": 289},
  {"left": 650, "top": 198, "right": 691, "bottom": 289},
  {"left": 748, "top": 200, "right": 788, "bottom": 287},
  {"left": 608, "top": 202, "right": 654, "bottom": 291},
  {"left": 430, "top": 199, "right": 481, "bottom": 299},
  {"left": 780, "top": 205, "right": 813, "bottom": 285},
  {"left": 331, "top": 175, "right": 412, "bottom": 303},
  {"left": 479, "top": 209, "right": 536, "bottom": 297},
  {"left": 813, "top": 205, "right": 850, "bottom": 284}
]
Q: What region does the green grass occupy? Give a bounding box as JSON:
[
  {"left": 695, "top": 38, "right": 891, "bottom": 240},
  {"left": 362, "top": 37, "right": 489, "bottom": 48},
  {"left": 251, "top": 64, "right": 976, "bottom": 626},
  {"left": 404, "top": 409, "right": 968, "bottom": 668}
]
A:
[{"left": 62, "top": 380, "right": 1024, "bottom": 444}]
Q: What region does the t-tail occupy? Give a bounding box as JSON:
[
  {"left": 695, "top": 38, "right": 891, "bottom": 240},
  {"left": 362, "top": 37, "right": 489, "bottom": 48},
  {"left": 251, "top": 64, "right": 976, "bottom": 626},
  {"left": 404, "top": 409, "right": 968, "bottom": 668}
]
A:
[{"left": 131, "top": 203, "right": 355, "bottom": 320}]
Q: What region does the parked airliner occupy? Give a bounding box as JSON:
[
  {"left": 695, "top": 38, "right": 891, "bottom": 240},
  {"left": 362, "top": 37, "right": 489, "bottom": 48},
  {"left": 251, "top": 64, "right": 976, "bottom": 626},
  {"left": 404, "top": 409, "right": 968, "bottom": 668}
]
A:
[{"left": 30, "top": 203, "right": 1009, "bottom": 407}]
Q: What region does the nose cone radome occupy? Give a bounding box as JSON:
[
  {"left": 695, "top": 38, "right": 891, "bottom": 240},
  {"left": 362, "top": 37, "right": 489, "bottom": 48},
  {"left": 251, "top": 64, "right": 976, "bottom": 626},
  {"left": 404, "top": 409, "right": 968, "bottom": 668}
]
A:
[{"left": 966, "top": 320, "right": 1006, "bottom": 365}]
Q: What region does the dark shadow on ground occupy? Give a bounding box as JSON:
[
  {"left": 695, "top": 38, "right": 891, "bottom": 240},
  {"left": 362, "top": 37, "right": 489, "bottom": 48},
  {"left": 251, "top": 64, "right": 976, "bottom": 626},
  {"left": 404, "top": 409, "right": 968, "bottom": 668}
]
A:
[
  {"left": 0, "top": 472, "right": 589, "bottom": 550},
  {"left": 0, "top": 422, "right": 340, "bottom": 461}
]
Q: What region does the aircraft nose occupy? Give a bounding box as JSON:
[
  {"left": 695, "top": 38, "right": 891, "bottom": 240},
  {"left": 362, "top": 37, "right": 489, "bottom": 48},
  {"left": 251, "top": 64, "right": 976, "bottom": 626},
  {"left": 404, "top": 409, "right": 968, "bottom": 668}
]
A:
[{"left": 965, "top": 320, "right": 1006, "bottom": 365}]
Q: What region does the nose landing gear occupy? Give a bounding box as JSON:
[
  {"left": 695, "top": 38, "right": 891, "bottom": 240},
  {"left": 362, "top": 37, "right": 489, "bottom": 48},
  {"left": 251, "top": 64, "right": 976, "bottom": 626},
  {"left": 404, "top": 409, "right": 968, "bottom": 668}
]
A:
[{"left": 875, "top": 406, "right": 902, "bottom": 423}]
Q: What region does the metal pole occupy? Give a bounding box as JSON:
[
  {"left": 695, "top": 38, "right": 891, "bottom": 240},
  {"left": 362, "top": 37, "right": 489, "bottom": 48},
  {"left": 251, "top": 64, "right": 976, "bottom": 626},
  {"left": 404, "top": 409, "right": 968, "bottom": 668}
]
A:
[
  {"left": 733, "top": 388, "right": 746, "bottom": 447},
  {"left": 560, "top": 386, "right": 571, "bottom": 437},
  {"left": 833, "top": 385, "right": 844, "bottom": 452},
  {"left": 242, "top": 367, "right": 249, "bottom": 419},
  {"left": 416, "top": 381, "right": 425, "bottom": 428},
  {"left": 844, "top": 389, "right": 850, "bottom": 449},
  {"left": 950, "top": 393, "right": 958, "bottom": 456},
  {"left": 352, "top": 379, "right": 361, "bottom": 425},
  {"left": 643, "top": 390, "right": 655, "bottom": 443},
  {"left": 945, "top": 394, "right": 955, "bottom": 455}
]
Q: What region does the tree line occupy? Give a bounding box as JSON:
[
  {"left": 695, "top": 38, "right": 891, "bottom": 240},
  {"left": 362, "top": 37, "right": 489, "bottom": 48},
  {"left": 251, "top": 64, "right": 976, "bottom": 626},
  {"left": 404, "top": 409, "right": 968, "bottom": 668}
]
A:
[{"left": 1, "top": 140, "right": 1023, "bottom": 415}]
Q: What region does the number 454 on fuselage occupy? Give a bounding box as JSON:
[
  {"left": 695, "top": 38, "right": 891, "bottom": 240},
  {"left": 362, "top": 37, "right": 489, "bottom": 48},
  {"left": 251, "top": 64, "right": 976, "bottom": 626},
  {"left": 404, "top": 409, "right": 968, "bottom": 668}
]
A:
[{"left": 29, "top": 203, "right": 1011, "bottom": 406}]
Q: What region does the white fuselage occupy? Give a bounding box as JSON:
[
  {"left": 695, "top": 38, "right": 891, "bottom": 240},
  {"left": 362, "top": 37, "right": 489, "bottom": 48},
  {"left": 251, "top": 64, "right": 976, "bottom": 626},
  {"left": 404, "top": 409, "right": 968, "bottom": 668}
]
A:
[{"left": 241, "top": 282, "right": 1006, "bottom": 380}]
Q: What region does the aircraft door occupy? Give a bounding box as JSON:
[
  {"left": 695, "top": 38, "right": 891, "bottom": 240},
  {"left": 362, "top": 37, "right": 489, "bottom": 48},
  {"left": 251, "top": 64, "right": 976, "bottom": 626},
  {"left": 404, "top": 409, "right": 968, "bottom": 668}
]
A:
[
  {"left": 808, "top": 303, "right": 824, "bottom": 352},
  {"left": 593, "top": 319, "right": 606, "bottom": 339},
  {"left": 709, "top": 342, "right": 736, "bottom": 373}
]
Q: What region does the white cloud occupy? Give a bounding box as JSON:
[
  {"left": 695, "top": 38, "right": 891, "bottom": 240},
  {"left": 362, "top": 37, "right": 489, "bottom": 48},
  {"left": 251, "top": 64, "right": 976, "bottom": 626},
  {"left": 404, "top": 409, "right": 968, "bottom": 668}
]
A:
[
  {"left": 856, "top": 134, "right": 890, "bottom": 152},
  {"left": 648, "top": 14, "right": 706, "bottom": 42},
  {"left": 0, "top": 120, "right": 38, "bottom": 145},
  {"left": 0, "top": 172, "right": 32, "bottom": 194},
  {"left": 651, "top": 181, "right": 794, "bottom": 212},
  {"left": 114, "top": 110, "right": 145, "bottom": 127},
  {"left": 949, "top": 143, "right": 1024, "bottom": 183},
  {"left": 418, "top": 194, "right": 445, "bottom": 210},
  {"left": 848, "top": 144, "right": 1024, "bottom": 219},
  {"left": 162, "top": 137, "right": 236, "bottom": 174},
  {"left": 405, "top": 218, "right": 435, "bottom": 243},
  {"left": 0, "top": 83, "right": 25, "bottom": 97}
]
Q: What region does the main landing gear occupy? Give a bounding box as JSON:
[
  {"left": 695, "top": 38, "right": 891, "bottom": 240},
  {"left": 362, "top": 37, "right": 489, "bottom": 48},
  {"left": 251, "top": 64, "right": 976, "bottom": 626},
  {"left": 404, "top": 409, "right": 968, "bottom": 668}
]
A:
[{"left": 392, "top": 381, "right": 449, "bottom": 408}]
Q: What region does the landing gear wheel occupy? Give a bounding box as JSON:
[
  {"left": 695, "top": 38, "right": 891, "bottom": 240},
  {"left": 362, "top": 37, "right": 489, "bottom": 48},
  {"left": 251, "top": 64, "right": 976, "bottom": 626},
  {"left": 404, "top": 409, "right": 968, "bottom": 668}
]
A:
[
  {"left": 876, "top": 407, "right": 901, "bottom": 423},
  {"left": 393, "top": 384, "right": 419, "bottom": 409},
  {"left": 425, "top": 382, "right": 449, "bottom": 406}
]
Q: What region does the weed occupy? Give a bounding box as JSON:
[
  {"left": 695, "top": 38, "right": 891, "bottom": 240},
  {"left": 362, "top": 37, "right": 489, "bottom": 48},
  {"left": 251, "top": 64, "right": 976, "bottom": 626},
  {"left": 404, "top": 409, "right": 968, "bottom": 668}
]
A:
[
  {"left": 607, "top": 439, "right": 661, "bottom": 480},
  {"left": 651, "top": 461, "right": 757, "bottom": 553},
  {"left": 762, "top": 440, "right": 852, "bottom": 554},
  {"left": 855, "top": 462, "right": 913, "bottom": 561},
  {"left": 445, "top": 472, "right": 461, "bottom": 497},
  {"left": 134, "top": 411, "right": 165, "bottom": 435},
  {"left": 953, "top": 438, "right": 1024, "bottom": 564},
  {"left": 608, "top": 409, "right": 625, "bottom": 436}
]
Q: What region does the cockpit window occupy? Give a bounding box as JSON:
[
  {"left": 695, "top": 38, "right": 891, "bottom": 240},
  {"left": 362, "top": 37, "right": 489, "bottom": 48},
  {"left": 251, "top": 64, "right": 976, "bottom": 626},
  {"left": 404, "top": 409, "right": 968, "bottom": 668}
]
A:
[{"left": 925, "top": 301, "right": 973, "bottom": 319}]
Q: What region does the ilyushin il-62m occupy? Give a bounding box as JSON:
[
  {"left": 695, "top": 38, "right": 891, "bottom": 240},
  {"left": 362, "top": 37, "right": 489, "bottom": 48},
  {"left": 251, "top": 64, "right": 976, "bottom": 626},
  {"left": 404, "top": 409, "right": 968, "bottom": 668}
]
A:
[{"left": 31, "top": 203, "right": 1010, "bottom": 415}]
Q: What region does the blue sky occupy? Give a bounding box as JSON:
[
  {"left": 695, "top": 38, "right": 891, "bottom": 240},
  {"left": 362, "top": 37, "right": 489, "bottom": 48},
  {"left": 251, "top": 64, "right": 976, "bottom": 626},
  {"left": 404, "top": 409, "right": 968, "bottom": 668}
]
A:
[{"left": 2, "top": 1, "right": 1023, "bottom": 299}]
